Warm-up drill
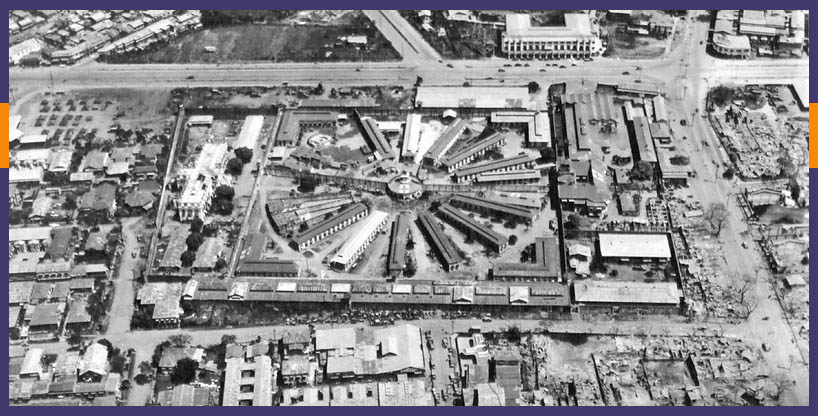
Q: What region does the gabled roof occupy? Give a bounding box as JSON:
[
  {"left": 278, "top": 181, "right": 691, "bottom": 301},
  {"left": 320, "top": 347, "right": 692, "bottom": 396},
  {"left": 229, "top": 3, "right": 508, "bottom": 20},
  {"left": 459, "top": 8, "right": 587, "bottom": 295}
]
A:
[{"left": 79, "top": 342, "right": 109, "bottom": 377}]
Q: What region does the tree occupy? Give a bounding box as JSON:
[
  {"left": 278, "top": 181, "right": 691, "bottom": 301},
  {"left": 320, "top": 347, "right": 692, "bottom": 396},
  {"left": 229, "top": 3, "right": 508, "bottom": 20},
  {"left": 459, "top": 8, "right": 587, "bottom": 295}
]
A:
[
  {"left": 64, "top": 194, "right": 78, "bottom": 210},
  {"left": 404, "top": 256, "right": 417, "bottom": 277},
  {"left": 709, "top": 85, "right": 735, "bottom": 107},
  {"left": 527, "top": 81, "right": 541, "bottom": 94},
  {"left": 138, "top": 360, "right": 154, "bottom": 377},
  {"left": 415, "top": 76, "right": 423, "bottom": 87},
  {"left": 169, "top": 334, "right": 192, "bottom": 347},
  {"left": 215, "top": 185, "right": 235, "bottom": 201},
  {"left": 629, "top": 161, "right": 654, "bottom": 181},
  {"left": 186, "top": 232, "right": 205, "bottom": 251},
  {"left": 215, "top": 258, "right": 227, "bottom": 270},
  {"left": 314, "top": 83, "right": 325, "bottom": 96},
  {"left": 110, "top": 354, "right": 127, "bottom": 374},
  {"left": 768, "top": 372, "right": 793, "bottom": 402},
  {"left": 181, "top": 250, "right": 196, "bottom": 267},
  {"left": 212, "top": 199, "right": 234, "bottom": 215},
  {"left": 505, "top": 325, "right": 522, "bottom": 343},
  {"left": 202, "top": 223, "right": 219, "bottom": 237},
  {"left": 298, "top": 176, "right": 319, "bottom": 193},
  {"left": 566, "top": 214, "right": 591, "bottom": 230},
  {"left": 170, "top": 357, "right": 198, "bottom": 384},
  {"left": 735, "top": 273, "right": 759, "bottom": 319},
  {"left": 704, "top": 202, "right": 729, "bottom": 237},
  {"left": 235, "top": 147, "right": 253, "bottom": 164},
  {"left": 67, "top": 331, "right": 83, "bottom": 347},
  {"left": 85, "top": 293, "right": 106, "bottom": 321},
  {"left": 226, "top": 157, "right": 244, "bottom": 175},
  {"left": 789, "top": 176, "right": 801, "bottom": 203},
  {"left": 189, "top": 217, "right": 203, "bottom": 234},
  {"left": 221, "top": 334, "right": 237, "bottom": 345},
  {"left": 509, "top": 235, "right": 518, "bottom": 246},
  {"left": 722, "top": 167, "right": 735, "bottom": 180}
]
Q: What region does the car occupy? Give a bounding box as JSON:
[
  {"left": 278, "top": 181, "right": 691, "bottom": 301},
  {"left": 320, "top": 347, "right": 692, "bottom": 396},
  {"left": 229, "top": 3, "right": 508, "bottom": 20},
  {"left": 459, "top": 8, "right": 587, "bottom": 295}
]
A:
[
  {"left": 622, "top": 71, "right": 630, "bottom": 75},
  {"left": 634, "top": 79, "right": 642, "bottom": 83},
  {"left": 539, "top": 68, "right": 546, "bottom": 72},
  {"left": 559, "top": 65, "right": 566, "bottom": 69},
  {"left": 498, "top": 68, "right": 505, "bottom": 72},
  {"left": 446, "top": 63, "right": 454, "bottom": 68},
  {"left": 185, "top": 75, "right": 195, "bottom": 80},
  {"left": 524, "top": 63, "right": 530, "bottom": 67},
  {"left": 514, "top": 63, "right": 522, "bottom": 67},
  {"left": 571, "top": 63, "right": 577, "bottom": 66}
]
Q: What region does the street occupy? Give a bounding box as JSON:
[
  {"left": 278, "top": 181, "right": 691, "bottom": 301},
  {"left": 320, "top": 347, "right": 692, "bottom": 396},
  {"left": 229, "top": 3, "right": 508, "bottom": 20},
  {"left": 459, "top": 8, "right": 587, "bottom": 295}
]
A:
[{"left": 8, "top": 11, "right": 810, "bottom": 406}]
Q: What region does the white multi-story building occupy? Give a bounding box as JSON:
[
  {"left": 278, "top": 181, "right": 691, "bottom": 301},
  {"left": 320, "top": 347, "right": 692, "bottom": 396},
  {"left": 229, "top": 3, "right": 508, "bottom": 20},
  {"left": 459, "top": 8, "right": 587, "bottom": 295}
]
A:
[
  {"left": 173, "top": 143, "right": 229, "bottom": 222},
  {"left": 9, "top": 38, "right": 43, "bottom": 65},
  {"left": 501, "top": 13, "right": 602, "bottom": 60},
  {"left": 711, "top": 32, "right": 751, "bottom": 58}
]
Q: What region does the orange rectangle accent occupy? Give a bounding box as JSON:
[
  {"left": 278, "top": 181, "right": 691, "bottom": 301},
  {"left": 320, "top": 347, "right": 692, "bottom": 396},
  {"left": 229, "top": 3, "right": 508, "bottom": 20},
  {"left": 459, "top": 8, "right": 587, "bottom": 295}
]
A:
[
  {"left": 1, "top": 103, "right": 8, "bottom": 168},
  {"left": 812, "top": 104, "right": 817, "bottom": 168}
]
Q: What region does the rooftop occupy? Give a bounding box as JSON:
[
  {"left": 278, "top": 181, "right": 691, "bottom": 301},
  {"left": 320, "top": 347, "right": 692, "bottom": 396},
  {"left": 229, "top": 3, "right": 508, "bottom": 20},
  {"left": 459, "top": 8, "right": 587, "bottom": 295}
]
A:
[
  {"left": 416, "top": 87, "right": 530, "bottom": 110},
  {"left": 505, "top": 13, "right": 595, "bottom": 40},
  {"left": 598, "top": 232, "right": 672, "bottom": 259},
  {"left": 573, "top": 280, "right": 681, "bottom": 305}
]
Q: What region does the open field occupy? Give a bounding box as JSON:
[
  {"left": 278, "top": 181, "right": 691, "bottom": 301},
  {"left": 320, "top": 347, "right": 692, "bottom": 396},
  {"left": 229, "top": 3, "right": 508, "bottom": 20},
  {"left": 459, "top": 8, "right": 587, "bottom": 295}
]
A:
[{"left": 106, "top": 15, "right": 399, "bottom": 64}]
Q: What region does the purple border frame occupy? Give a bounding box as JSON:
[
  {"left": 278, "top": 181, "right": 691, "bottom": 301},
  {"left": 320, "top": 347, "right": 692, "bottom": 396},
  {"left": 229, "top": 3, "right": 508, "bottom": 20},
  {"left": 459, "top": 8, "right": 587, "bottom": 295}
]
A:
[{"left": 3, "top": 2, "right": 815, "bottom": 411}]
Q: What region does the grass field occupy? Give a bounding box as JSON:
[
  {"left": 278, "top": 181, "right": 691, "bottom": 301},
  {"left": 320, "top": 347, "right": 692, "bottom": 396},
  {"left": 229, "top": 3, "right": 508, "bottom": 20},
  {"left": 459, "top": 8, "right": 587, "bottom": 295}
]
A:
[{"left": 107, "top": 18, "right": 399, "bottom": 64}]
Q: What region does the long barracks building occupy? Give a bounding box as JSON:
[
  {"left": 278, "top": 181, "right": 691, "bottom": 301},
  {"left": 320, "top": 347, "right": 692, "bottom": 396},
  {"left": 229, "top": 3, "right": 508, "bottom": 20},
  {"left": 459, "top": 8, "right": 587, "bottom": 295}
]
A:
[
  {"left": 437, "top": 204, "right": 509, "bottom": 253},
  {"left": 452, "top": 153, "right": 536, "bottom": 183},
  {"left": 474, "top": 170, "right": 541, "bottom": 186},
  {"left": 423, "top": 119, "right": 469, "bottom": 167},
  {"left": 416, "top": 212, "right": 464, "bottom": 272},
  {"left": 440, "top": 132, "right": 507, "bottom": 173},
  {"left": 387, "top": 213, "right": 411, "bottom": 277},
  {"left": 182, "top": 278, "right": 571, "bottom": 313},
  {"left": 290, "top": 203, "right": 368, "bottom": 252},
  {"left": 353, "top": 110, "right": 395, "bottom": 160},
  {"left": 450, "top": 193, "right": 538, "bottom": 224},
  {"left": 330, "top": 210, "right": 390, "bottom": 271}
]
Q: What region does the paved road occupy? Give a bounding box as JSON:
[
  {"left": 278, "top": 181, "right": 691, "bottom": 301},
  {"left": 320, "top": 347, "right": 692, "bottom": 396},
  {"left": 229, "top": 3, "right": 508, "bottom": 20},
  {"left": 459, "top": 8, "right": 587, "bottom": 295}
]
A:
[
  {"left": 9, "top": 56, "right": 807, "bottom": 94},
  {"left": 11, "top": 14, "right": 811, "bottom": 405},
  {"left": 666, "top": 12, "right": 810, "bottom": 404},
  {"left": 106, "top": 218, "right": 140, "bottom": 335}
]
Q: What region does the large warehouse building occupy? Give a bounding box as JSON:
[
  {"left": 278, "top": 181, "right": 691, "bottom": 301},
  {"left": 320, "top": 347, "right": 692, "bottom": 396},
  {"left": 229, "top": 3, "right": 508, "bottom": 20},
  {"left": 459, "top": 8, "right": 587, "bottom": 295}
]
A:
[{"left": 597, "top": 232, "right": 673, "bottom": 263}]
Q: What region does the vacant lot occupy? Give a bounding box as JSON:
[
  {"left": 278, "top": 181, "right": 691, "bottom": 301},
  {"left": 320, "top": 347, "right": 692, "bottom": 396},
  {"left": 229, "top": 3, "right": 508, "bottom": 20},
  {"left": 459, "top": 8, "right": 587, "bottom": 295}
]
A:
[
  {"left": 108, "top": 18, "right": 399, "bottom": 64},
  {"left": 603, "top": 28, "right": 666, "bottom": 59}
]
